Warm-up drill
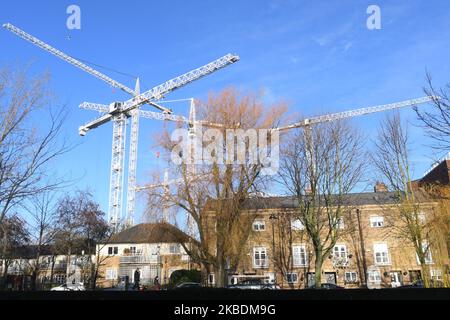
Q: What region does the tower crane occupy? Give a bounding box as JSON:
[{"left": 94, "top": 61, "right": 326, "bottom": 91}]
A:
[
  {"left": 3, "top": 23, "right": 240, "bottom": 228},
  {"left": 274, "top": 96, "right": 439, "bottom": 132},
  {"left": 139, "top": 95, "right": 439, "bottom": 212},
  {"left": 80, "top": 54, "right": 239, "bottom": 228}
]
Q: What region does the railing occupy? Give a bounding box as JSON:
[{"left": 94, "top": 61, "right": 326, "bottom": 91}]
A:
[{"left": 120, "top": 256, "right": 158, "bottom": 264}]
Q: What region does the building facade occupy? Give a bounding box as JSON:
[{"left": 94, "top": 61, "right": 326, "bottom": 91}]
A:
[
  {"left": 203, "top": 189, "right": 449, "bottom": 289},
  {"left": 0, "top": 246, "right": 89, "bottom": 290},
  {"left": 96, "top": 222, "right": 194, "bottom": 288}
]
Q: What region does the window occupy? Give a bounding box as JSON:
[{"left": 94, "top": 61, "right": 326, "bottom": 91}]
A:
[
  {"left": 181, "top": 254, "right": 190, "bottom": 261},
  {"left": 253, "top": 247, "right": 268, "bottom": 268},
  {"left": 431, "top": 269, "right": 443, "bottom": 281},
  {"left": 54, "top": 274, "right": 66, "bottom": 285},
  {"left": 417, "top": 242, "right": 433, "bottom": 265},
  {"left": 208, "top": 273, "right": 215, "bottom": 285},
  {"left": 108, "top": 247, "right": 118, "bottom": 255},
  {"left": 368, "top": 270, "right": 381, "bottom": 283},
  {"left": 105, "top": 268, "right": 118, "bottom": 280},
  {"left": 374, "top": 243, "right": 390, "bottom": 265},
  {"left": 337, "top": 218, "right": 345, "bottom": 229},
  {"left": 345, "top": 272, "right": 358, "bottom": 283},
  {"left": 333, "top": 245, "right": 348, "bottom": 260},
  {"left": 370, "top": 216, "right": 384, "bottom": 228},
  {"left": 170, "top": 244, "right": 181, "bottom": 254},
  {"left": 291, "top": 219, "right": 305, "bottom": 231},
  {"left": 418, "top": 212, "right": 426, "bottom": 224},
  {"left": 253, "top": 220, "right": 266, "bottom": 232},
  {"left": 286, "top": 273, "right": 298, "bottom": 284},
  {"left": 129, "top": 247, "right": 137, "bottom": 255},
  {"left": 293, "top": 245, "right": 308, "bottom": 267}
]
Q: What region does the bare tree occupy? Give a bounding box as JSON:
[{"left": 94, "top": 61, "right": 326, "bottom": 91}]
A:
[
  {"left": 372, "top": 113, "right": 434, "bottom": 287},
  {"left": 0, "top": 66, "right": 70, "bottom": 224},
  {"left": 270, "top": 209, "right": 306, "bottom": 289},
  {"left": 414, "top": 73, "right": 450, "bottom": 152},
  {"left": 147, "top": 87, "right": 287, "bottom": 287},
  {"left": 54, "top": 190, "right": 109, "bottom": 289},
  {"left": 277, "top": 121, "right": 365, "bottom": 288},
  {"left": 78, "top": 198, "right": 110, "bottom": 290},
  {"left": 25, "top": 191, "right": 58, "bottom": 290},
  {"left": 0, "top": 214, "right": 30, "bottom": 290}
]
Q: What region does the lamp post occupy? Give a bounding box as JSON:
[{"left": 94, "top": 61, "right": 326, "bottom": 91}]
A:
[{"left": 269, "top": 214, "right": 278, "bottom": 285}]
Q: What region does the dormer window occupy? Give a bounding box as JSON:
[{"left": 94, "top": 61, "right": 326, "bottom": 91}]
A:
[
  {"left": 253, "top": 220, "right": 266, "bottom": 232},
  {"left": 370, "top": 216, "right": 384, "bottom": 228}
]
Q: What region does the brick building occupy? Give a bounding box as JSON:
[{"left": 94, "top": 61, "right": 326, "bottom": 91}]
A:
[{"left": 202, "top": 189, "right": 449, "bottom": 289}]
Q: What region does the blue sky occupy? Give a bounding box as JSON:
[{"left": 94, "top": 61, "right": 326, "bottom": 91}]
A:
[{"left": 1, "top": 0, "right": 449, "bottom": 223}]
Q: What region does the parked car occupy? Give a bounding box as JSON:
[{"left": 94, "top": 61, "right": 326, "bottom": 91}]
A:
[
  {"left": 228, "top": 279, "right": 280, "bottom": 290},
  {"left": 306, "top": 283, "right": 345, "bottom": 290},
  {"left": 174, "top": 282, "right": 202, "bottom": 289},
  {"left": 51, "top": 283, "right": 86, "bottom": 291},
  {"left": 397, "top": 280, "right": 444, "bottom": 289}
]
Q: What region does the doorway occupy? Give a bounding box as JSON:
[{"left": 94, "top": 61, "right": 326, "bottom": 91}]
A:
[{"left": 390, "top": 272, "right": 403, "bottom": 288}]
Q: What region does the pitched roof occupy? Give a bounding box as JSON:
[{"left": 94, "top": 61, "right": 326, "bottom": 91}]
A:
[
  {"left": 10, "top": 245, "right": 54, "bottom": 259},
  {"left": 205, "top": 192, "right": 429, "bottom": 212},
  {"left": 240, "top": 192, "right": 404, "bottom": 210},
  {"left": 108, "top": 222, "right": 190, "bottom": 244}
]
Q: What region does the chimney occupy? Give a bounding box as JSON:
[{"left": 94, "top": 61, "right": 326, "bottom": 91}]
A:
[{"left": 374, "top": 182, "right": 388, "bottom": 193}]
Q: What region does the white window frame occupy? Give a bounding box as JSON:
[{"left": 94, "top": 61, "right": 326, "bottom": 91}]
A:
[
  {"left": 292, "top": 245, "right": 308, "bottom": 267},
  {"left": 181, "top": 254, "right": 190, "bottom": 261},
  {"left": 417, "top": 242, "right": 433, "bottom": 265},
  {"left": 430, "top": 269, "right": 443, "bottom": 281},
  {"left": 370, "top": 216, "right": 384, "bottom": 228},
  {"left": 337, "top": 218, "right": 345, "bottom": 230},
  {"left": 108, "top": 246, "right": 118, "bottom": 255},
  {"left": 105, "top": 268, "right": 118, "bottom": 280},
  {"left": 129, "top": 247, "right": 137, "bottom": 255},
  {"left": 333, "top": 245, "right": 348, "bottom": 260},
  {"left": 253, "top": 247, "right": 268, "bottom": 269},
  {"left": 286, "top": 273, "right": 298, "bottom": 284},
  {"left": 169, "top": 244, "right": 181, "bottom": 254},
  {"left": 291, "top": 219, "right": 305, "bottom": 231},
  {"left": 345, "top": 272, "right": 358, "bottom": 283},
  {"left": 252, "top": 220, "right": 266, "bottom": 232},
  {"left": 374, "top": 243, "right": 390, "bottom": 266},
  {"left": 368, "top": 270, "right": 381, "bottom": 283},
  {"left": 418, "top": 212, "right": 426, "bottom": 224}
]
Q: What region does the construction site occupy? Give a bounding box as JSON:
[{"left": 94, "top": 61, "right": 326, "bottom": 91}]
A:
[{"left": 0, "top": 1, "right": 449, "bottom": 312}]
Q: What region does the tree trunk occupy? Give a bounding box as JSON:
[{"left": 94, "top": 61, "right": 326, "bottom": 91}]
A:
[
  {"left": 216, "top": 261, "right": 227, "bottom": 288},
  {"left": 314, "top": 252, "right": 323, "bottom": 289},
  {"left": 49, "top": 256, "right": 56, "bottom": 290},
  {"left": 356, "top": 209, "right": 368, "bottom": 288},
  {"left": 1, "top": 264, "right": 8, "bottom": 290}
]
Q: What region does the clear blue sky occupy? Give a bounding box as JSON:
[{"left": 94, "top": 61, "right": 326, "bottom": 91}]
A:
[{"left": 1, "top": 0, "right": 449, "bottom": 223}]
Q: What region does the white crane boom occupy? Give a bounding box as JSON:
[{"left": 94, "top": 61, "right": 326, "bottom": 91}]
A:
[
  {"left": 276, "top": 96, "right": 439, "bottom": 131},
  {"left": 2, "top": 23, "right": 136, "bottom": 96},
  {"left": 79, "top": 54, "right": 240, "bottom": 133},
  {"left": 78, "top": 103, "right": 226, "bottom": 132},
  {"left": 2, "top": 23, "right": 172, "bottom": 115}
]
